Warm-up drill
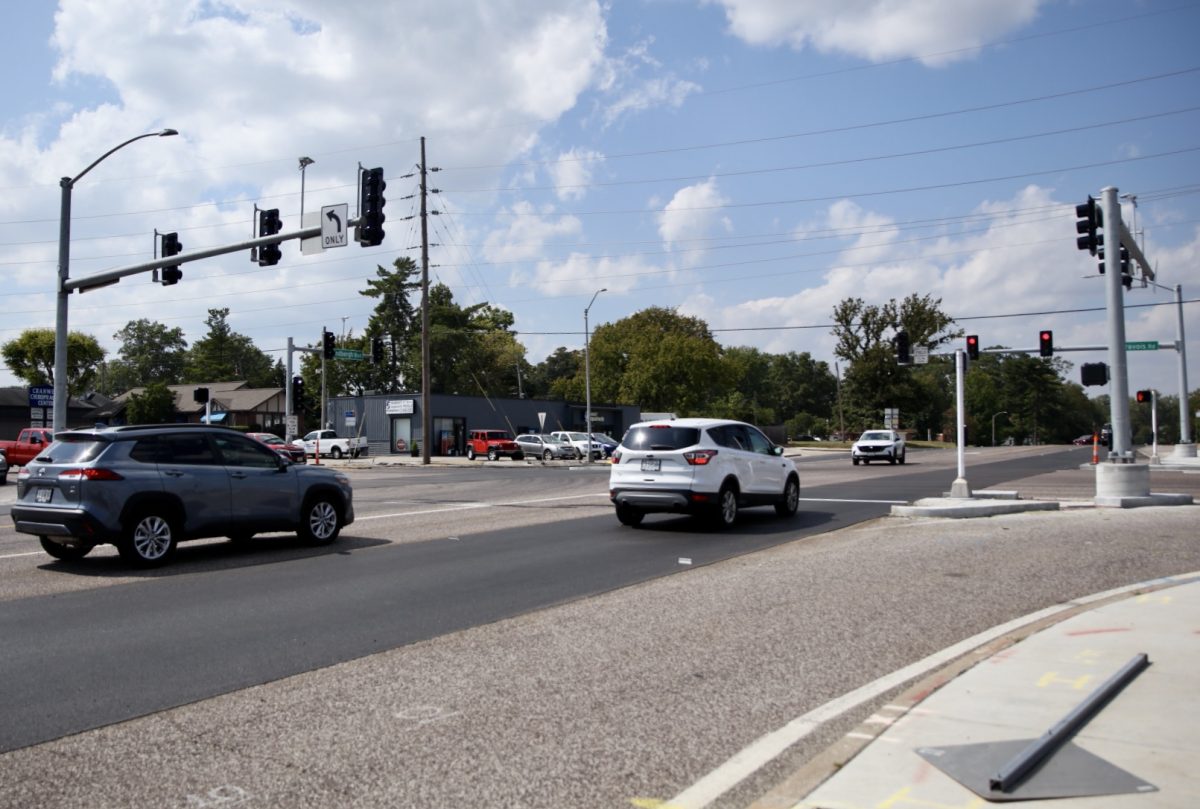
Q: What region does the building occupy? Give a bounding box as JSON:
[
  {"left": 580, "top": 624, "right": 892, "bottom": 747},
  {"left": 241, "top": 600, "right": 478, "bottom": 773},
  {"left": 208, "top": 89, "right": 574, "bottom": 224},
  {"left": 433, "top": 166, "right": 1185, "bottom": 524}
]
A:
[
  {"left": 325, "top": 392, "right": 641, "bottom": 457},
  {"left": 95, "top": 382, "right": 288, "bottom": 431}
]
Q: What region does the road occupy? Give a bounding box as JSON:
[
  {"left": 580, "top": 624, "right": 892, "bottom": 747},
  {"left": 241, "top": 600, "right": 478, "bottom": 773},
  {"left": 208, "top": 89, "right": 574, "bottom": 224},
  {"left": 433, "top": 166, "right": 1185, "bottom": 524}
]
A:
[{"left": 1, "top": 445, "right": 1198, "bottom": 808}]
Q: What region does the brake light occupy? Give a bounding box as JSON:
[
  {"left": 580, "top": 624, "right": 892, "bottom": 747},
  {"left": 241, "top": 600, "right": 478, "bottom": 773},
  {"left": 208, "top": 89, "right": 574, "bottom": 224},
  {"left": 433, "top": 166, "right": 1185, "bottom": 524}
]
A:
[
  {"left": 684, "top": 449, "right": 718, "bottom": 466},
  {"left": 610, "top": 449, "right": 621, "bottom": 464},
  {"left": 58, "top": 468, "right": 125, "bottom": 481}
]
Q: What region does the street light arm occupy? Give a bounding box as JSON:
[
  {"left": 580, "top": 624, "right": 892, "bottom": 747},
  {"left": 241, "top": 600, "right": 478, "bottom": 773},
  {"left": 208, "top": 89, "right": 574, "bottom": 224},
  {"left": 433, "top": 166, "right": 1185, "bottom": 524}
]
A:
[{"left": 68, "top": 128, "right": 178, "bottom": 187}]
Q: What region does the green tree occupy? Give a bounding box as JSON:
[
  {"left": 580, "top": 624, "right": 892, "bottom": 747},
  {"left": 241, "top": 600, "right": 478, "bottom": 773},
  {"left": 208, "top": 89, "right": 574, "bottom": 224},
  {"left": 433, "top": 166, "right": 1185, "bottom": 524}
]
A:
[
  {"left": 359, "top": 257, "right": 421, "bottom": 393},
  {"left": 185, "top": 308, "right": 279, "bottom": 388},
  {"left": 106, "top": 319, "right": 188, "bottom": 393},
  {"left": 528, "top": 347, "right": 580, "bottom": 400},
  {"left": 1, "top": 328, "right": 106, "bottom": 398},
  {"left": 125, "top": 381, "right": 178, "bottom": 424}
]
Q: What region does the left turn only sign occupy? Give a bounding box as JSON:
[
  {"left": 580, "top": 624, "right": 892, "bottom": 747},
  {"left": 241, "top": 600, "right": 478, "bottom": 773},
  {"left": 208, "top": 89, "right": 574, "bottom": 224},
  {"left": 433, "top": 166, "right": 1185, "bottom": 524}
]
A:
[{"left": 321, "top": 204, "right": 348, "bottom": 249}]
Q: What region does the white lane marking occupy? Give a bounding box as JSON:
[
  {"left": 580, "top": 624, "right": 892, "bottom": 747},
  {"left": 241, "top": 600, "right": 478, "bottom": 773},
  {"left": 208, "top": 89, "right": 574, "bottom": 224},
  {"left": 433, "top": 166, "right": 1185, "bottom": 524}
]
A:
[
  {"left": 665, "top": 570, "right": 1200, "bottom": 809},
  {"left": 355, "top": 492, "right": 609, "bottom": 521},
  {"left": 797, "top": 497, "right": 908, "bottom": 504},
  {"left": 0, "top": 551, "right": 44, "bottom": 560}
]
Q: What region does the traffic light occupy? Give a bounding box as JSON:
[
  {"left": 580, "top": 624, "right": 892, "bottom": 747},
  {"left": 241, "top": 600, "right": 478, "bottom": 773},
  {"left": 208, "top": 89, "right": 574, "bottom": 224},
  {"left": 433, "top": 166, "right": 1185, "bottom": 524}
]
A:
[
  {"left": 371, "top": 336, "right": 384, "bottom": 364},
  {"left": 193, "top": 387, "right": 209, "bottom": 404},
  {"left": 1097, "top": 245, "right": 1128, "bottom": 276},
  {"left": 1080, "top": 362, "right": 1108, "bottom": 387},
  {"left": 965, "top": 334, "right": 979, "bottom": 361},
  {"left": 322, "top": 329, "right": 335, "bottom": 360},
  {"left": 257, "top": 208, "right": 282, "bottom": 266},
  {"left": 894, "top": 330, "right": 910, "bottom": 365},
  {"left": 358, "top": 166, "right": 386, "bottom": 247},
  {"left": 1135, "top": 389, "right": 1152, "bottom": 404},
  {"left": 291, "top": 375, "right": 304, "bottom": 403},
  {"left": 160, "top": 232, "right": 182, "bottom": 285},
  {"left": 1075, "top": 195, "right": 1103, "bottom": 255},
  {"left": 1038, "top": 329, "right": 1053, "bottom": 357}
]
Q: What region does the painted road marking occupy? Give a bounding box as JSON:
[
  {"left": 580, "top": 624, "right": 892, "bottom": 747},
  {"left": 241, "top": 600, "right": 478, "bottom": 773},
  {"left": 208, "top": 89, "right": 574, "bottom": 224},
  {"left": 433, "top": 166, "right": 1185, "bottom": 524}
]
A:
[{"left": 355, "top": 492, "right": 609, "bottom": 520}]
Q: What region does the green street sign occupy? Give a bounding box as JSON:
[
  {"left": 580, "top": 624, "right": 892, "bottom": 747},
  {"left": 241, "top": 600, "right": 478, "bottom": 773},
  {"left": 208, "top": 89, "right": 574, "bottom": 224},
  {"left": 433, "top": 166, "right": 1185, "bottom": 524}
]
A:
[
  {"left": 333, "top": 348, "right": 365, "bottom": 360},
  {"left": 1125, "top": 341, "right": 1159, "bottom": 351}
]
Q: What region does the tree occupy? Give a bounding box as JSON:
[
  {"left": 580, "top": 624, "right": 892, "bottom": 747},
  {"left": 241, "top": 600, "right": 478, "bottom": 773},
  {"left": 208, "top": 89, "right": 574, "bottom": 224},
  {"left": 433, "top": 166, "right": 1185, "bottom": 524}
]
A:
[
  {"left": 359, "top": 257, "right": 421, "bottom": 393},
  {"left": 185, "top": 308, "right": 279, "bottom": 388},
  {"left": 528, "top": 347, "right": 580, "bottom": 400},
  {"left": 1, "top": 328, "right": 106, "bottom": 398},
  {"left": 583, "top": 307, "right": 727, "bottom": 414},
  {"left": 106, "top": 319, "right": 188, "bottom": 394},
  {"left": 125, "top": 381, "right": 177, "bottom": 425}
]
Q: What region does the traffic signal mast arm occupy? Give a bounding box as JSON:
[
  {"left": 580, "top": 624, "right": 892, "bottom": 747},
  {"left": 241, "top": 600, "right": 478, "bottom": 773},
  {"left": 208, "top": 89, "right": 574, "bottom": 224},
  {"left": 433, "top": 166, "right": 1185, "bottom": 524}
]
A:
[
  {"left": 65, "top": 218, "right": 366, "bottom": 293},
  {"left": 1118, "top": 219, "right": 1154, "bottom": 283}
]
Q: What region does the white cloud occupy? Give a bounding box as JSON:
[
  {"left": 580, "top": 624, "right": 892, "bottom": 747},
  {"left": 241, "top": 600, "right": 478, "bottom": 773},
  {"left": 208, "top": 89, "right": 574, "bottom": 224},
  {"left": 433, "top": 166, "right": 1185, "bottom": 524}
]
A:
[
  {"left": 705, "top": 0, "right": 1045, "bottom": 66},
  {"left": 547, "top": 148, "right": 605, "bottom": 201},
  {"left": 592, "top": 36, "right": 701, "bottom": 127},
  {"left": 657, "top": 179, "right": 733, "bottom": 264},
  {"left": 483, "top": 202, "right": 583, "bottom": 262},
  {"left": 511, "top": 252, "right": 656, "bottom": 298}
]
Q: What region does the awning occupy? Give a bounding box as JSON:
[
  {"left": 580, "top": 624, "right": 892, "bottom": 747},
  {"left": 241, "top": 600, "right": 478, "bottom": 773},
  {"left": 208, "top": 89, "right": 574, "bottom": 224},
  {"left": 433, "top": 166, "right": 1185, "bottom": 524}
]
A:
[{"left": 201, "top": 412, "right": 227, "bottom": 423}]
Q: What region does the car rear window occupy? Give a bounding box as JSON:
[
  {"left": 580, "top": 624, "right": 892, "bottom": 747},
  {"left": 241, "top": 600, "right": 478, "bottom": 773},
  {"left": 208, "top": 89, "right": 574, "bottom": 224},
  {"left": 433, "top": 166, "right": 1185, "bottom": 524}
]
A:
[
  {"left": 622, "top": 426, "right": 701, "bottom": 451},
  {"left": 36, "top": 434, "right": 110, "bottom": 464}
]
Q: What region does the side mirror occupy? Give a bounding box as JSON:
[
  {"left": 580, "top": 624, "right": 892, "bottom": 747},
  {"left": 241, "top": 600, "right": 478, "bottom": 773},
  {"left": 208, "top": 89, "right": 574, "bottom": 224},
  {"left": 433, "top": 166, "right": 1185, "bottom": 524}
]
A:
[{"left": 773, "top": 445, "right": 784, "bottom": 456}]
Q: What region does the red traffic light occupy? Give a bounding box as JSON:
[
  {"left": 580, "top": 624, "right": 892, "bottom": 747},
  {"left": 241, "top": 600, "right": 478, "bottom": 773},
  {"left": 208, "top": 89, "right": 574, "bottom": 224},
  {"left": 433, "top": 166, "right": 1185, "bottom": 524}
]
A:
[
  {"left": 966, "top": 334, "right": 979, "bottom": 360},
  {"left": 1135, "top": 389, "right": 1152, "bottom": 403},
  {"left": 1038, "top": 330, "right": 1053, "bottom": 357}
]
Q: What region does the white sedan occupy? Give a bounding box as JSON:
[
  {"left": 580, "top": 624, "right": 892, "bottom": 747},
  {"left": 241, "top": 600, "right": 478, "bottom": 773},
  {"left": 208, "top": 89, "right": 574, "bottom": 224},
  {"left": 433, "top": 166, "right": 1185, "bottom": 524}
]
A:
[{"left": 851, "top": 430, "right": 906, "bottom": 465}]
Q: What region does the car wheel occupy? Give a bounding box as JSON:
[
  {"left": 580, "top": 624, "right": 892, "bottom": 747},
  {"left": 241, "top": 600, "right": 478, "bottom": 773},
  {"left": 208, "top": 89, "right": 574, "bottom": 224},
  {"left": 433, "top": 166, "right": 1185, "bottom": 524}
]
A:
[
  {"left": 852, "top": 457, "right": 859, "bottom": 466},
  {"left": 543, "top": 449, "right": 553, "bottom": 461},
  {"left": 299, "top": 496, "right": 341, "bottom": 545},
  {"left": 775, "top": 476, "right": 800, "bottom": 517},
  {"left": 487, "top": 448, "right": 499, "bottom": 461},
  {"left": 898, "top": 450, "right": 906, "bottom": 465},
  {"left": 716, "top": 484, "right": 739, "bottom": 528},
  {"left": 616, "top": 504, "right": 644, "bottom": 527},
  {"left": 39, "top": 536, "right": 93, "bottom": 561},
  {"left": 331, "top": 446, "right": 344, "bottom": 460},
  {"left": 466, "top": 446, "right": 476, "bottom": 460},
  {"left": 513, "top": 452, "right": 524, "bottom": 461},
  {"left": 889, "top": 455, "right": 897, "bottom": 465},
  {"left": 119, "top": 509, "right": 178, "bottom": 567}
]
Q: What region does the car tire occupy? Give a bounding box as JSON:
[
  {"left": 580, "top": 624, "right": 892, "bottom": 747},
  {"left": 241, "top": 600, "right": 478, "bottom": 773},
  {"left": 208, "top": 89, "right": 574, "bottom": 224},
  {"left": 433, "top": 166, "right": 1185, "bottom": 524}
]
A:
[
  {"left": 898, "top": 450, "right": 906, "bottom": 465},
  {"left": 331, "top": 446, "right": 344, "bottom": 460},
  {"left": 616, "top": 504, "right": 644, "bottom": 527},
  {"left": 487, "top": 448, "right": 499, "bottom": 461},
  {"left": 852, "top": 457, "right": 859, "bottom": 466},
  {"left": 543, "top": 449, "right": 553, "bottom": 461},
  {"left": 299, "top": 495, "right": 341, "bottom": 545},
  {"left": 775, "top": 476, "right": 800, "bottom": 517},
  {"left": 39, "top": 536, "right": 93, "bottom": 561},
  {"left": 119, "top": 508, "right": 178, "bottom": 567},
  {"left": 513, "top": 452, "right": 524, "bottom": 461},
  {"left": 889, "top": 455, "right": 897, "bottom": 465},
  {"left": 467, "top": 446, "right": 476, "bottom": 460},
  {"left": 716, "top": 484, "right": 739, "bottom": 528}
]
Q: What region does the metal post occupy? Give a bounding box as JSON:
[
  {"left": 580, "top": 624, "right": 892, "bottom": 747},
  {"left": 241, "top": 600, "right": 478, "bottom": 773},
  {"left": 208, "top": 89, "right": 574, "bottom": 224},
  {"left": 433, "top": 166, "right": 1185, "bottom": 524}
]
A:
[
  {"left": 1174, "top": 284, "right": 1193, "bottom": 448},
  {"left": 1150, "top": 389, "right": 1159, "bottom": 463},
  {"left": 320, "top": 348, "right": 327, "bottom": 431},
  {"left": 991, "top": 411, "right": 1007, "bottom": 447},
  {"left": 51, "top": 129, "right": 177, "bottom": 433},
  {"left": 298, "top": 156, "right": 313, "bottom": 224},
  {"left": 950, "top": 349, "right": 971, "bottom": 498},
  {"left": 285, "top": 336, "right": 294, "bottom": 442},
  {"left": 584, "top": 288, "right": 606, "bottom": 464},
  {"left": 1101, "top": 186, "right": 1134, "bottom": 461}
]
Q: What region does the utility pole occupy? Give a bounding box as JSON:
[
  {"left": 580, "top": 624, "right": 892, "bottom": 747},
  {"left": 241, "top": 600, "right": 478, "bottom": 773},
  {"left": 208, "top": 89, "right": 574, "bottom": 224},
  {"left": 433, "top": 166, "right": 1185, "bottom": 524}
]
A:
[
  {"left": 419, "top": 137, "right": 432, "bottom": 465},
  {"left": 1100, "top": 187, "right": 1134, "bottom": 461}
]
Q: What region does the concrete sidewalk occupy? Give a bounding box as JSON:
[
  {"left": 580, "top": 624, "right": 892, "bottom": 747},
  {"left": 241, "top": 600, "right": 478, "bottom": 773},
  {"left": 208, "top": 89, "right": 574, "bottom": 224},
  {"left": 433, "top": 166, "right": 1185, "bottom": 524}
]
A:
[{"left": 752, "top": 573, "right": 1200, "bottom": 809}]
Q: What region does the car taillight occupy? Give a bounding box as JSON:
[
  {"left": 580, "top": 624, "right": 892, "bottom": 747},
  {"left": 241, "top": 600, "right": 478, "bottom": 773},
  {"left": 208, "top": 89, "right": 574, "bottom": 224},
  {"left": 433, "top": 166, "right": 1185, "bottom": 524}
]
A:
[
  {"left": 684, "top": 449, "right": 718, "bottom": 465},
  {"left": 610, "top": 449, "right": 621, "bottom": 464},
  {"left": 58, "top": 468, "right": 124, "bottom": 481}
]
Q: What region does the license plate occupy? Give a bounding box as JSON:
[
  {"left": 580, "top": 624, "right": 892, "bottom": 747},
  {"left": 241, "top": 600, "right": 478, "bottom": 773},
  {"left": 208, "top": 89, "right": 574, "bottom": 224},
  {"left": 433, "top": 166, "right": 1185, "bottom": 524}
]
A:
[
  {"left": 641, "top": 459, "right": 661, "bottom": 472},
  {"left": 35, "top": 488, "right": 52, "bottom": 503}
]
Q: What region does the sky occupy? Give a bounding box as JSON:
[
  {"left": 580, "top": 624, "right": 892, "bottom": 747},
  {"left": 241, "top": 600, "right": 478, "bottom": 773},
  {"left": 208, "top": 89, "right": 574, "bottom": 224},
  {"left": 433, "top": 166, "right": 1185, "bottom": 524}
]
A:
[{"left": 2, "top": 0, "right": 1198, "bottom": 417}]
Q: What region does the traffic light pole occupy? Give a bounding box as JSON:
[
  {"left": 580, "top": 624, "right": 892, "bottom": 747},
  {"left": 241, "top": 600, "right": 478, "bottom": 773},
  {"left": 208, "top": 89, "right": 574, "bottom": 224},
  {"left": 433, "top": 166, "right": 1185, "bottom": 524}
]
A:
[{"left": 1100, "top": 187, "right": 1134, "bottom": 461}]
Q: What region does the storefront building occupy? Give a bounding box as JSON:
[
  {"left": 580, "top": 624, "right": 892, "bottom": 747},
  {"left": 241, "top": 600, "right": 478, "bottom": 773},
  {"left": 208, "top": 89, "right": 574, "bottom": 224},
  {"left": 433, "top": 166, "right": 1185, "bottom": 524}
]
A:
[{"left": 325, "top": 392, "right": 642, "bottom": 457}]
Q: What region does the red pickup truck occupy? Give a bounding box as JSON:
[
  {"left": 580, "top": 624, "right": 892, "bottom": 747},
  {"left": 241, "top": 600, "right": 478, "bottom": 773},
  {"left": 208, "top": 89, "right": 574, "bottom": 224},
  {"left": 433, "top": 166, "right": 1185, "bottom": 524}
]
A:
[{"left": 0, "top": 428, "right": 55, "bottom": 468}]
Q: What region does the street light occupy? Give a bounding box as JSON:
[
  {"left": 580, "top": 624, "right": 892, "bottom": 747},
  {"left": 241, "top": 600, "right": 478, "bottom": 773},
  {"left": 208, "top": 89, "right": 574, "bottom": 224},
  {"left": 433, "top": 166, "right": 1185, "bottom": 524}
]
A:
[
  {"left": 992, "top": 411, "right": 1008, "bottom": 447},
  {"left": 584, "top": 288, "right": 607, "bottom": 465},
  {"left": 54, "top": 128, "right": 178, "bottom": 433}
]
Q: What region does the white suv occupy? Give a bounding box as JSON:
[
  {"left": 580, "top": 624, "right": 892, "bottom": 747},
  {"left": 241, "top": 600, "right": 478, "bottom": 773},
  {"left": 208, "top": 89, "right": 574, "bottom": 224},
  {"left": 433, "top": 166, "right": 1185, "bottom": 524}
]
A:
[
  {"left": 608, "top": 418, "right": 799, "bottom": 528},
  {"left": 851, "top": 429, "right": 906, "bottom": 465}
]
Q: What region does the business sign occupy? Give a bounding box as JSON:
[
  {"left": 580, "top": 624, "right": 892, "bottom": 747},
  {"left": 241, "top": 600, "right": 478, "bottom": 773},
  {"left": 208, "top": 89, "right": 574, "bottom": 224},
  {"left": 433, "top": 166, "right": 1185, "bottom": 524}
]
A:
[
  {"left": 29, "top": 385, "right": 54, "bottom": 408},
  {"left": 385, "top": 399, "right": 415, "bottom": 415}
]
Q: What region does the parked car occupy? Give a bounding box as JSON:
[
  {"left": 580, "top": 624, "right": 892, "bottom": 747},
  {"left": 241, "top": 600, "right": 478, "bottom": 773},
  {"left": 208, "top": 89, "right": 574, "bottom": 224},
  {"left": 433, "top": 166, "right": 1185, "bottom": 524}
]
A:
[
  {"left": 551, "top": 431, "right": 606, "bottom": 460},
  {"left": 248, "top": 431, "right": 307, "bottom": 463},
  {"left": 292, "top": 429, "right": 367, "bottom": 459},
  {"left": 0, "top": 428, "right": 55, "bottom": 468},
  {"left": 608, "top": 418, "right": 799, "bottom": 528},
  {"left": 466, "top": 429, "right": 524, "bottom": 461},
  {"left": 11, "top": 424, "right": 354, "bottom": 567},
  {"left": 851, "top": 429, "right": 906, "bottom": 465},
  {"left": 1072, "top": 433, "right": 1095, "bottom": 446},
  {"left": 0, "top": 449, "right": 8, "bottom": 485},
  {"left": 515, "top": 433, "right": 575, "bottom": 460},
  {"left": 593, "top": 434, "right": 619, "bottom": 458}
]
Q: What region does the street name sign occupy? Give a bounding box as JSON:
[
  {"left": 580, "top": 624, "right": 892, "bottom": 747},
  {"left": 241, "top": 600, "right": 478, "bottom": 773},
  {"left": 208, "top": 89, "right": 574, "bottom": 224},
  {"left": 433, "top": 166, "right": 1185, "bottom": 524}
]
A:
[
  {"left": 333, "top": 348, "right": 364, "bottom": 360},
  {"left": 1125, "top": 341, "right": 1159, "bottom": 351}
]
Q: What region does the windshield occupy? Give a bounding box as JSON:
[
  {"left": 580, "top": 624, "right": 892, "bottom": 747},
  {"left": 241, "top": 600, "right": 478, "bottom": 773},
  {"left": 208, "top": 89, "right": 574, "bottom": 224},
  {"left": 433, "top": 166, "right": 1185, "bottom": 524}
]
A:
[{"left": 860, "top": 432, "right": 893, "bottom": 441}]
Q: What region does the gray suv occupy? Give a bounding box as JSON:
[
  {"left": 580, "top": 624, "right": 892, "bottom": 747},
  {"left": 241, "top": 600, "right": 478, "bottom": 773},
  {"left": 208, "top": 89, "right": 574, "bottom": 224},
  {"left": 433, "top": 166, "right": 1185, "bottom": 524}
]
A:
[{"left": 11, "top": 424, "right": 354, "bottom": 567}]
